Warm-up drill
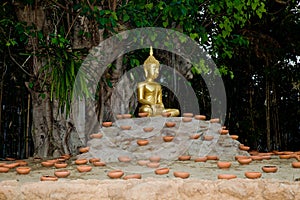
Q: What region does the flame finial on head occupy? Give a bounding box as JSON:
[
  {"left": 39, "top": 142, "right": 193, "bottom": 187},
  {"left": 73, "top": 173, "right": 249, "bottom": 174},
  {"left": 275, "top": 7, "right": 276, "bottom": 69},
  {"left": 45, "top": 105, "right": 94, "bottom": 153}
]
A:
[{"left": 144, "top": 46, "right": 159, "bottom": 67}]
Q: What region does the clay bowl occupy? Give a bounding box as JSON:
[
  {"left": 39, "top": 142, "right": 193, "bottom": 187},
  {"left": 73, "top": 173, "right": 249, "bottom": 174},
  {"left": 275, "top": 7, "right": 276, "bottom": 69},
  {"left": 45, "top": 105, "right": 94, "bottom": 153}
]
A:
[
  {"left": 165, "top": 122, "right": 176, "bottom": 127},
  {"left": 40, "top": 175, "right": 58, "bottom": 181},
  {"left": 162, "top": 112, "right": 171, "bottom": 117},
  {"left": 194, "top": 115, "right": 206, "bottom": 120},
  {"left": 182, "top": 117, "right": 192, "bottom": 122},
  {"left": 54, "top": 162, "right": 68, "bottom": 169},
  {"left": 60, "top": 154, "right": 71, "bottom": 160},
  {"left": 57, "top": 158, "right": 66, "bottom": 162},
  {"left": 149, "top": 156, "right": 161, "bottom": 163},
  {"left": 147, "top": 162, "right": 160, "bottom": 168},
  {"left": 76, "top": 165, "right": 92, "bottom": 173},
  {"left": 183, "top": 113, "right": 194, "bottom": 117},
  {"left": 93, "top": 161, "right": 106, "bottom": 167},
  {"left": 90, "top": 133, "right": 103, "bottom": 139},
  {"left": 122, "top": 114, "right": 132, "bottom": 118},
  {"left": 173, "top": 171, "right": 190, "bottom": 179},
  {"left": 3, "top": 163, "right": 19, "bottom": 169},
  {"left": 15, "top": 160, "right": 28, "bottom": 166},
  {"left": 107, "top": 170, "right": 124, "bottom": 179},
  {"left": 79, "top": 146, "right": 90, "bottom": 153},
  {"left": 137, "top": 160, "right": 150, "bottom": 166},
  {"left": 210, "top": 118, "right": 220, "bottom": 123},
  {"left": 41, "top": 161, "right": 54, "bottom": 167},
  {"left": 190, "top": 134, "right": 201, "bottom": 140},
  {"left": 250, "top": 155, "right": 263, "bottom": 161},
  {"left": 118, "top": 156, "right": 131, "bottom": 162},
  {"left": 89, "top": 158, "right": 100, "bottom": 163},
  {"left": 47, "top": 159, "right": 59, "bottom": 164},
  {"left": 123, "top": 174, "right": 142, "bottom": 180},
  {"left": 163, "top": 136, "right": 174, "bottom": 142},
  {"left": 219, "top": 129, "right": 229, "bottom": 135},
  {"left": 178, "top": 155, "right": 191, "bottom": 161},
  {"left": 54, "top": 169, "right": 70, "bottom": 178},
  {"left": 262, "top": 165, "right": 278, "bottom": 173},
  {"left": 238, "top": 158, "right": 252, "bottom": 165},
  {"left": 203, "top": 135, "right": 214, "bottom": 141},
  {"left": 194, "top": 157, "right": 208, "bottom": 162},
  {"left": 0, "top": 162, "right": 7, "bottom": 167},
  {"left": 116, "top": 114, "right": 123, "bottom": 119},
  {"left": 137, "top": 139, "right": 149, "bottom": 146},
  {"left": 5, "top": 157, "right": 16, "bottom": 161},
  {"left": 235, "top": 155, "right": 249, "bottom": 160},
  {"left": 230, "top": 135, "right": 239, "bottom": 140},
  {"left": 292, "top": 161, "right": 300, "bottom": 168},
  {"left": 244, "top": 171, "right": 262, "bottom": 179},
  {"left": 102, "top": 121, "right": 113, "bottom": 127},
  {"left": 206, "top": 155, "right": 219, "bottom": 160},
  {"left": 75, "top": 158, "right": 88, "bottom": 165},
  {"left": 0, "top": 167, "right": 9, "bottom": 173},
  {"left": 120, "top": 125, "right": 131, "bottom": 130},
  {"left": 143, "top": 127, "right": 154, "bottom": 132},
  {"left": 239, "top": 144, "right": 250, "bottom": 151},
  {"left": 138, "top": 112, "right": 149, "bottom": 117},
  {"left": 33, "top": 157, "right": 42, "bottom": 162},
  {"left": 279, "top": 154, "right": 291, "bottom": 159},
  {"left": 155, "top": 168, "right": 170, "bottom": 175},
  {"left": 217, "top": 161, "right": 231, "bottom": 169},
  {"left": 217, "top": 174, "right": 237, "bottom": 180}
]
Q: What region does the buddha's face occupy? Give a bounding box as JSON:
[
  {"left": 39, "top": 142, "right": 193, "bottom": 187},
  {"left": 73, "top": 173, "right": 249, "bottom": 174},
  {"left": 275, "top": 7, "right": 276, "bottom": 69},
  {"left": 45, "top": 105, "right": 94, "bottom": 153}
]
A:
[{"left": 145, "top": 64, "right": 159, "bottom": 80}]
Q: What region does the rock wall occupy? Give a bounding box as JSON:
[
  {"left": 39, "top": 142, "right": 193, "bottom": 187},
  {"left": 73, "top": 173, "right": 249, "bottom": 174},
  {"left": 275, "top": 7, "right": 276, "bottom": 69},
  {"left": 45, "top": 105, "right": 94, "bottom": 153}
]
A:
[{"left": 1, "top": 179, "right": 299, "bottom": 200}]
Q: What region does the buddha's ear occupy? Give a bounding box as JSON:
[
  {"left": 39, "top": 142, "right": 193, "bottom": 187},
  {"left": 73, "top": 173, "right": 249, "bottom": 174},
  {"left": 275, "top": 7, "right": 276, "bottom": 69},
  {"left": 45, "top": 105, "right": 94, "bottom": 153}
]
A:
[{"left": 144, "top": 65, "right": 148, "bottom": 77}]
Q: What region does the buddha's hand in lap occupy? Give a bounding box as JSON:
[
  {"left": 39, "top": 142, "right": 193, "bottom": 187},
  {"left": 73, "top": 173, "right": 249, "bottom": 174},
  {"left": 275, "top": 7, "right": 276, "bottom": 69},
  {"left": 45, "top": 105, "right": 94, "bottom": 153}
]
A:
[{"left": 151, "top": 104, "right": 164, "bottom": 115}]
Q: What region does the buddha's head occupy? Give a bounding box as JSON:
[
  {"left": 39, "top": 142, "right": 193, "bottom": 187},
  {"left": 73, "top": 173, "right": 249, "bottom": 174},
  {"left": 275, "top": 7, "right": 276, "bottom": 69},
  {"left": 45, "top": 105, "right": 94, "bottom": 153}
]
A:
[{"left": 143, "top": 46, "right": 160, "bottom": 80}]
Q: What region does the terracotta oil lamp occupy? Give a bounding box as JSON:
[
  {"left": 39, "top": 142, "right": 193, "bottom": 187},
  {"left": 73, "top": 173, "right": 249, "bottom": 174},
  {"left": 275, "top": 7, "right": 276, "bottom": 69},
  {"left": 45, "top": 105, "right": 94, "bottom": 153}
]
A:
[
  {"left": 41, "top": 161, "right": 54, "bottom": 167},
  {"left": 54, "top": 169, "right": 70, "bottom": 178},
  {"left": 190, "top": 134, "right": 201, "bottom": 139},
  {"left": 194, "top": 157, "right": 207, "bottom": 162},
  {"left": 75, "top": 158, "right": 88, "bottom": 165},
  {"left": 54, "top": 162, "right": 67, "bottom": 169},
  {"left": 77, "top": 165, "right": 92, "bottom": 173},
  {"left": 89, "top": 158, "right": 100, "bottom": 163},
  {"left": 238, "top": 158, "right": 252, "bottom": 165},
  {"left": 138, "top": 112, "right": 149, "bottom": 117},
  {"left": 118, "top": 156, "right": 131, "bottom": 162},
  {"left": 244, "top": 171, "right": 262, "bottom": 179},
  {"left": 210, "top": 118, "right": 220, "bottom": 123},
  {"left": 239, "top": 144, "right": 250, "bottom": 151},
  {"left": 155, "top": 168, "right": 169, "bottom": 175},
  {"left": 262, "top": 165, "right": 278, "bottom": 173},
  {"left": 230, "top": 135, "right": 239, "bottom": 140},
  {"left": 149, "top": 156, "right": 161, "bottom": 163},
  {"left": 0, "top": 167, "right": 9, "bottom": 173},
  {"left": 137, "top": 160, "right": 150, "bottom": 166},
  {"left": 79, "top": 146, "right": 90, "bottom": 153},
  {"left": 90, "top": 133, "right": 103, "bottom": 139},
  {"left": 137, "top": 139, "right": 149, "bottom": 146},
  {"left": 123, "top": 174, "right": 142, "bottom": 180},
  {"left": 194, "top": 115, "right": 206, "bottom": 120},
  {"left": 147, "top": 162, "right": 160, "bottom": 168},
  {"left": 5, "top": 157, "right": 16, "bottom": 161},
  {"left": 183, "top": 113, "right": 193, "bottom": 117},
  {"left": 217, "top": 161, "right": 231, "bottom": 169},
  {"left": 102, "top": 121, "right": 113, "bottom": 127},
  {"left": 173, "top": 171, "right": 190, "bottom": 179},
  {"left": 3, "top": 163, "right": 19, "bottom": 169},
  {"left": 40, "top": 175, "right": 58, "bottom": 181},
  {"left": 163, "top": 136, "right": 174, "bottom": 142},
  {"left": 217, "top": 174, "right": 237, "bottom": 180},
  {"left": 279, "top": 154, "right": 291, "bottom": 159},
  {"left": 15, "top": 160, "right": 28, "bottom": 166},
  {"left": 120, "top": 125, "right": 131, "bottom": 130},
  {"left": 107, "top": 170, "right": 124, "bottom": 179},
  {"left": 206, "top": 155, "right": 219, "bottom": 160},
  {"left": 178, "top": 155, "right": 191, "bottom": 161},
  {"left": 250, "top": 155, "right": 263, "bottom": 161},
  {"left": 292, "top": 161, "right": 300, "bottom": 168},
  {"left": 162, "top": 112, "right": 171, "bottom": 117},
  {"left": 235, "top": 155, "right": 249, "bottom": 160},
  {"left": 219, "top": 129, "right": 229, "bottom": 135},
  {"left": 122, "top": 114, "right": 132, "bottom": 118},
  {"left": 116, "top": 114, "right": 123, "bottom": 119},
  {"left": 143, "top": 127, "right": 154, "bottom": 132},
  {"left": 165, "top": 122, "right": 176, "bottom": 127},
  {"left": 203, "top": 135, "right": 214, "bottom": 141},
  {"left": 93, "top": 161, "right": 106, "bottom": 167},
  {"left": 182, "top": 117, "right": 192, "bottom": 122}
]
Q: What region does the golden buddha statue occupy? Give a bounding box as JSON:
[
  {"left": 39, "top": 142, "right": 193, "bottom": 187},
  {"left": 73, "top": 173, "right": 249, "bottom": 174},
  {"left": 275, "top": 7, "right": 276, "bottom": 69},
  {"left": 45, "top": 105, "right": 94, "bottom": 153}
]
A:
[{"left": 137, "top": 47, "right": 180, "bottom": 117}]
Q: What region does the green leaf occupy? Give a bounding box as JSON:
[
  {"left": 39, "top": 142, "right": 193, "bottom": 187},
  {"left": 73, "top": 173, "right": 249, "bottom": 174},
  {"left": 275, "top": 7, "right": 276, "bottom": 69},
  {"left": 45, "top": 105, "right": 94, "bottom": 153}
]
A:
[
  {"left": 162, "top": 21, "right": 168, "bottom": 28},
  {"left": 123, "top": 14, "right": 130, "bottom": 22}
]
